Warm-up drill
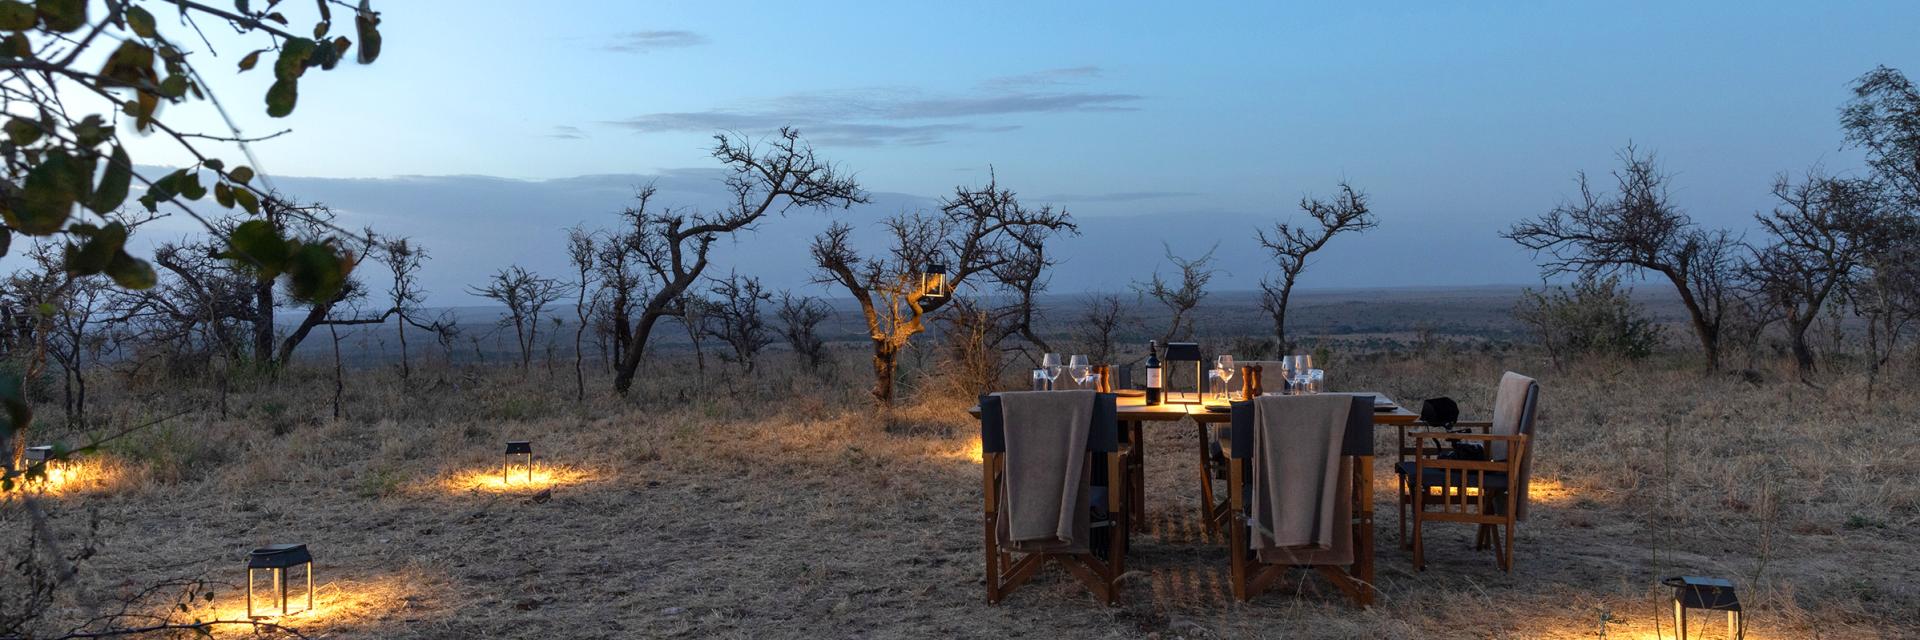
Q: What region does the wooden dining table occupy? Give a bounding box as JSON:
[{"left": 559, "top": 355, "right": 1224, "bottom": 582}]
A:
[{"left": 968, "top": 391, "right": 1420, "bottom": 608}]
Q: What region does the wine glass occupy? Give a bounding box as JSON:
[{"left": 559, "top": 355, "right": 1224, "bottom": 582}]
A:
[
  {"left": 1215, "top": 355, "right": 1236, "bottom": 399},
  {"left": 1068, "top": 355, "right": 1091, "bottom": 388},
  {"left": 1041, "top": 353, "right": 1063, "bottom": 390},
  {"left": 1288, "top": 355, "right": 1313, "bottom": 394}
]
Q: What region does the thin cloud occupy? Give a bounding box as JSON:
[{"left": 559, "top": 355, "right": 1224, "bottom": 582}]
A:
[
  {"left": 603, "top": 30, "right": 708, "bottom": 53},
  {"left": 608, "top": 75, "right": 1139, "bottom": 146},
  {"left": 984, "top": 65, "right": 1104, "bottom": 89},
  {"left": 546, "top": 125, "right": 587, "bottom": 140},
  {"left": 1039, "top": 191, "right": 1201, "bottom": 203}
]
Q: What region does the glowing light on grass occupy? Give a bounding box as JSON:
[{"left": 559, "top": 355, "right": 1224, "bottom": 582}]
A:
[
  {"left": 438, "top": 464, "right": 592, "bottom": 494},
  {"left": 3, "top": 455, "right": 123, "bottom": 497},
  {"left": 192, "top": 573, "right": 418, "bottom": 638},
  {"left": 1528, "top": 478, "right": 1579, "bottom": 505},
  {"left": 943, "top": 435, "right": 984, "bottom": 464}
]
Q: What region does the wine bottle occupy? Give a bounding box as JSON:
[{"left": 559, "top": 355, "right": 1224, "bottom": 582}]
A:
[{"left": 1144, "top": 340, "right": 1162, "bottom": 405}]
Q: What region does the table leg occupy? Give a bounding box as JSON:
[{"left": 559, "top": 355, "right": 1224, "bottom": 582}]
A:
[
  {"left": 1197, "top": 422, "right": 1216, "bottom": 535},
  {"left": 1354, "top": 454, "right": 1375, "bottom": 607},
  {"left": 1129, "top": 420, "right": 1146, "bottom": 532}
]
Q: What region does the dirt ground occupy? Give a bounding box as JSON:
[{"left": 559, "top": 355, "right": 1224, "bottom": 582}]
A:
[{"left": 4, "top": 351, "right": 1917, "bottom": 639}]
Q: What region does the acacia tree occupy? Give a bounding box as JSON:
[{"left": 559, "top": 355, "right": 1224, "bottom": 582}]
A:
[
  {"left": 775, "top": 292, "right": 831, "bottom": 371},
  {"left": 377, "top": 235, "right": 439, "bottom": 381},
  {"left": 565, "top": 227, "right": 599, "bottom": 400},
  {"left": 1256, "top": 182, "right": 1377, "bottom": 353},
  {"left": 1133, "top": 244, "right": 1218, "bottom": 345},
  {"left": 607, "top": 128, "right": 865, "bottom": 393},
  {"left": 1075, "top": 293, "right": 1133, "bottom": 365},
  {"left": 1504, "top": 145, "right": 1741, "bottom": 371},
  {"left": 703, "top": 272, "right": 773, "bottom": 373},
  {"left": 1746, "top": 171, "right": 1885, "bottom": 379},
  {"left": 1842, "top": 66, "right": 1920, "bottom": 212},
  {"left": 470, "top": 266, "right": 565, "bottom": 370},
  {"left": 1860, "top": 217, "right": 1920, "bottom": 399},
  {"left": 812, "top": 175, "right": 1074, "bottom": 405}
]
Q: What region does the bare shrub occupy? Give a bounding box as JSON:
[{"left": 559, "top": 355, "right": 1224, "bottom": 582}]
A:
[
  {"left": 776, "top": 292, "right": 832, "bottom": 372},
  {"left": 703, "top": 272, "right": 774, "bottom": 374},
  {"left": 1514, "top": 274, "right": 1665, "bottom": 370},
  {"left": 469, "top": 266, "right": 566, "bottom": 369}
]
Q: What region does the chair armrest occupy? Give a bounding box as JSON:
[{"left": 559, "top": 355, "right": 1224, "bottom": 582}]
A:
[
  {"left": 1415, "top": 432, "right": 1523, "bottom": 444},
  {"left": 1451, "top": 420, "right": 1494, "bottom": 431}
]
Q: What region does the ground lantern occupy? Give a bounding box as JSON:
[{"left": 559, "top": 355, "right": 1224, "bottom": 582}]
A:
[
  {"left": 247, "top": 544, "right": 314, "bottom": 619},
  {"left": 504, "top": 441, "right": 533, "bottom": 484},
  {"left": 1162, "top": 342, "right": 1203, "bottom": 405},
  {"left": 1665, "top": 576, "right": 1743, "bottom": 640}
]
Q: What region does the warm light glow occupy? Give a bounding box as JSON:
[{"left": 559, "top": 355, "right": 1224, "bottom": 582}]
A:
[
  {"left": 1427, "top": 486, "right": 1483, "bottom": 497},
  {"left": 944, "top": 435, "right": 984, "bottom": 464},
  {"left": 2, "top": 457, "right": 124, "bottom": 497},
  {"left": 191, "top": 574, "right": 416, "bottom": 637},
  {"left": 1527, "top": 477, "right": 1580, "bottom": 505},
  {"left": 434, "top": 463, "right": 593, "bottom": 494}
]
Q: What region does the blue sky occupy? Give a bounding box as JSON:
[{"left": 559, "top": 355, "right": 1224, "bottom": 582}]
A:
[{"left": 115, "top": 1, "right": 1920, "bottom": 303}]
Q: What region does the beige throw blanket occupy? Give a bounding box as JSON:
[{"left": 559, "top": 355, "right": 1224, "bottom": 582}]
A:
[
  {"left": 1490, "top": 371, "right": 1538, "bottom": 519},
  {"left": 1250, "top": 394, "right": 1353, "bottom": 565},
  {"left": 997, "top": 390, "right": 1095, "bottom": 553}
]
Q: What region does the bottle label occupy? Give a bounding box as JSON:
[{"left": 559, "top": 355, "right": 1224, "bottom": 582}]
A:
[{"left": 1146, "top": 368, "right": 1161, "bottom": 388}]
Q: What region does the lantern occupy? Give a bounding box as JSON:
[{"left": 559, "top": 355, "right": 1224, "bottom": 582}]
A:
[
  {"left": 922, "top": 262, "right": 949, "bottom": 299},
  {"left": 246, "top": 544, "right": 314, "bottom": 619},
  {"left": 1161, "top": 342, "right": 1204, "bottom": 405},
  {"left": 504, "top": 441, "right": 533, "bottom": 484},
  {"left": 1665, "top": 576, "right": 1743, "bottom": 640},
  {"left": 23, "top": 445, "right": 55, "bottom": 482}
]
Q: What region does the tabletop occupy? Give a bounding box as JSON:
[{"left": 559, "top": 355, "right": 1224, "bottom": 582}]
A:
[{"left": 967, "top": 391, "right": 1421, "bottom": 425}]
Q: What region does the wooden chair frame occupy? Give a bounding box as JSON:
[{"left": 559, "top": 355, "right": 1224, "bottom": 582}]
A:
[
  {"left": 1220, "top": 395, "right": 1375, "bottom": 608},
  {"left": 1396, "top": 419, "right": 1492, "bottom": 545},
  {"left": 1409, "top": 432, "right": 1528, "bottom": 572},
  {"left": 983, "top": 448, "right": 1130, "bottom": 605},
  {"left": 980, "top": 392, "right": 1130, "bottom": 606}
]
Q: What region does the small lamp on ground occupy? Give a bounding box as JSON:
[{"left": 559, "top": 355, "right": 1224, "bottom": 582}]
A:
[
  {"left": 1161, "top": 342, "right": 1203, "bottom": 405},
  {"left": 247, "top": 544, "right": 314, "bottom": 619},
  {"left": 1664, "top": 576, "right": 1743, "bottom": 640},
  {"left": 504, "top": 441, "right": 533, "bottom": 484},
  {"left": 921, "top": 262, "right": 949, "bottom": 299},
  {"left": 23, "top": 445, "right": 55, "bottom": 483}
]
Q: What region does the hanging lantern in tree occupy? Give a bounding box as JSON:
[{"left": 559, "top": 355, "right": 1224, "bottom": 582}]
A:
[
  {"left": 247, "top": 544, "right": 314, "bottom": 619},
  {"left": 1665, "top": 576, "right": 1743, "bottom": 640},
  {"left": 921, "top": 262, "right": 949, "bottom": 299},
  {"left": 504, "top": 441, "right": 533, "bottom": 484}
]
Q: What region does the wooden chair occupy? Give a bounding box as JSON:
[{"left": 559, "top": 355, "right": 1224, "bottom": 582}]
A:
[
  {"left": 1221, "top": 394, "right": 1376, "bottom": 607},
  {"left": 980, "top": 392, "right": 1130, "bottom": 605},
  {"left": 1197, "top": 364, "right": 1265, "bottom": 535},
  {"left": 1404, "top": 372, "right": 1540, "bottom": 571}
]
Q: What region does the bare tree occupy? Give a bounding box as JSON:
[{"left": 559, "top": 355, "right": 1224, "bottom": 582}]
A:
[
  {"left": 376, "top": 235, "right": 435, "bottom": 380},
  {"left": 1075, "top": 293, "right": 1133, "bottom": 364},
  {"left": 566, "top": 227, "right": 599, "bottom": 401},
  {"left": 703, "top": 272, "right": 774, "bottom": 374},
  {"left": 1256, "top": 182, "right": 1378, "bottom": 353},
  {"left": 1747, "top": 171, "right": 1886, "bottom": 380},
  {"left": 1133, "top": 244, "right": 1219, "bottom": 345},
  {"left": 1842, "top": 66, "right": 1920, "bottom": 212},
  {"left": 776, "top": 292, "right": 832, "bottom": 371},
  {"left": 1504, "top": 145, "right": 1741, "bottom": 371},
  {"left": 993, "top": 231, "right": 1057, "bottom": 355},
  {"left": 608, "top": 128, "right": 866, "bottom": 393},
  {"left": 1860, "top": 217, "right": 1920, "bottom": 399},
  {"left": 812, "top": 174, "right": 1074, "bottom": 405},
  {"left": 469, "top": 266, "right": 565, "bottom": 369}
]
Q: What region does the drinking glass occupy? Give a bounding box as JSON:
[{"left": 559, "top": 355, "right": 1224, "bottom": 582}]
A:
[
  {"left": 1287, "top": 355, "right": 1314, "bottom": 395},
  {"left": 1307, "top": 369, "right": 1326, "bottom": 394},
  {"left": 1068, "top": 355, "right": 1091, "bottom": 389},
  {"left": 1207, "top": 369, "right": 1224, "bottom": 401},
  {"left": 1041, "top": 353, "right": 1063, "bottom": 390},
  {"left": 1031, "top": 368, "right": 1049, "bottom": 391},
  {"left": 1215, "top": 355, "right": 1235, "bottom": 399}
]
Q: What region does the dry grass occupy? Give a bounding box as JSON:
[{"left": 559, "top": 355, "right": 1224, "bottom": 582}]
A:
[{"left": 3, "top": 349, "right": 1917, "bottom": 639}]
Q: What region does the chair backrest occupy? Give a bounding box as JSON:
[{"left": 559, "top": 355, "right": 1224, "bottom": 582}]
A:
[
  {"left": 978, "top": 392, "right": 1119, "bottom": 455},
  {"left": 1225, "top": 394, "right": 1373, "bottom": 459},
  {"left": 1488, "top": 372, "right": 1539, "bottom": 461}
]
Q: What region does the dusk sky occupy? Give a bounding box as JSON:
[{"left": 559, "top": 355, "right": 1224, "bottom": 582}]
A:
[{"left": 117, "top": 1, "right": 1920, "bottom": 304}]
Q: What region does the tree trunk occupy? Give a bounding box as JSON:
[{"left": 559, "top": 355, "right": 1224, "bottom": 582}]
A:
[
  {"left": 396, "top": 314, "right": 411, "bottom": 380},
  {"left": 252, "top": 278, "right": 276, "bottom": 367},
  {"left": 1660, "top": 269, "right": 1721, "bottom": 372},
  {"left": 1786, "top": 311, "right": 1817, "bottom": 380},
  {"left": 871, "top": 340, "right": 899, "bottom": 405},
  {"left": 612, "top": 308, "right": 671, "bottom": 394}
]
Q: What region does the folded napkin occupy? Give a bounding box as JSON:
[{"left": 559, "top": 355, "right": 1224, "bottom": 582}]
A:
[
  {"left": 1250, "top": 394, "right": 1353, "bottom": 565},
  {"left": 997, "top": 390, "right": 1095, "bottom": 553}
]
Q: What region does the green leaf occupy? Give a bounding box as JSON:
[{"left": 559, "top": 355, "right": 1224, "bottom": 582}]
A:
[
  {"left": 7, "top": 150, "right": 89, "bottom": 234},
  {"left": 265, "top": 78, "right": 297, "bottom": 117},
  {"left": 228, "top": 165, "right": 254, "bottom": 185},
  {"left": 202, "top": 158, "right": 223, "bottom": 171},
  {"left": 214, "top": 181, "right": 234, "bottom": 208},
  {"left": 33, "top": 0, "right": 84, "bottom": 33},
  {"left": 226, "top": 219, "right": 291, "bottom": 275},
  {"left": 274, "top": 37, "right": 315, "bottom": 80},
  {"left": 158, "top": 74, "right": 188, "bottom": 98},
  {"left": 125, "top": 5, "right": 154, "bottom": 38},
  {"left": 64, "top": 220, "right": 126, "bottom": 275},
  {"left": 354, "top": 3, "right": 379, "bottom": 64},
  {"left": 1, "top": 33, "right": 29, "bottom": 57},
  {"left": 71, "top": 114, "right": 110, "bottom": 147},
  {"left": 87, "top": 145, "right": 130, "bottom": 213},
  {"left": 238, "top": 49, "right": 264, "bottom": 71},
  {"left": 106, "top": 251, "right": 156, "bottom": 289},
  {"left": 286, "top": 241, "right": 350, "bottom": 302},
  {"left": 233, "top": 186, "right": 260, "bottom": 214},
  {"left": 98, "top": 40, "right": 157, "bottom": 88},
  {"left": 0, "top": 227, "right": 12, "bottom": 258},
  {"left": 312, "top": 19, "right": 328, "bottom": 39},
  {"left": 0, "top": 1, "right": 33, "bottom": 31},
  {"left": 4, "top": 116, "right": 39, "bottom": 144},
  {"left": 177, "top": 172, "right": 205, "bottom": 200}
]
